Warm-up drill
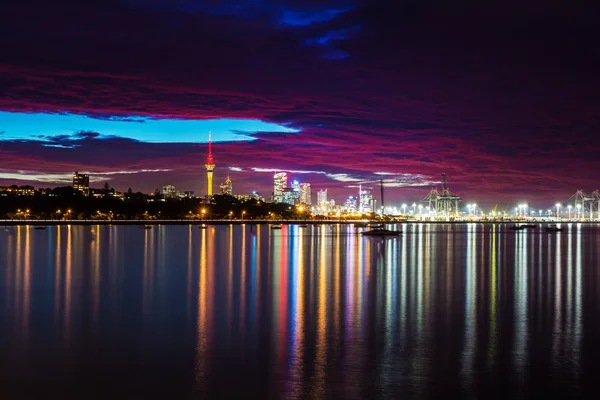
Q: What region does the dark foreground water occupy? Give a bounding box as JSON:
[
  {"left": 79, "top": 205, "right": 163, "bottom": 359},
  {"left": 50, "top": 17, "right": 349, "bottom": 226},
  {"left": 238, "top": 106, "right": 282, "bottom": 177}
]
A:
[{"left": 1, "top": 223, "right": 600, "bottom": 399}]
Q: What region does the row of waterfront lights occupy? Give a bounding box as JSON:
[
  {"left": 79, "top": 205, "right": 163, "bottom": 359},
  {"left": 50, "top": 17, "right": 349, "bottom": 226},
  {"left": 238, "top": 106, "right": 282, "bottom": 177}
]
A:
[
  {"left": 555, "top": 203, "right": 582, "bottom": 219},
  {"left": 510, "top": 203, "right": 585, "bottom": 219}
]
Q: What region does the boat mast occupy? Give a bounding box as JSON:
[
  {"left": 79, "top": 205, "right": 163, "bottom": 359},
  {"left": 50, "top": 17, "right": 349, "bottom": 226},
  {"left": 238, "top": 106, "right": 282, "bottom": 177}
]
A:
[{"left": 380, "top": 179, "right": 385, "bottom": 216}]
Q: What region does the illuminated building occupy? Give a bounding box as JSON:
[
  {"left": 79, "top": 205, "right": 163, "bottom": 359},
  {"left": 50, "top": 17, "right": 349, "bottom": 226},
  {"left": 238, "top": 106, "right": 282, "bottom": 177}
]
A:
[
  {"left": 282, "top": 187, "right": 299, "bottom": 205},
  {"left": 0, "top": 185, "right": 35, "bottom": 196},
  {"left": 344, "top": 195, "right": 357, "bottom": 212},
  {"left": 73, "top": 171, "right": 90, "bottom": 195},
  {"left": 317, "top": 189, "right": 328, "bottom": 206},
  {"left": 360, "top": 190, "right": 374, "bottom": 213},
  {"left": 220, "top": 176, "right": 232, "bottom": 195},
  {"left": 251, "top": 191, "right": 263, "bottom": 201},
  {"left": 234, "top": 192, "right": 264, "bottom": 202},
  {"left": 291, "top": 180, "right": 300, "bottom": 192},
  {"left": 299, "top": 183, "right": 311, "bottom": 205},
  {"left": 162, "top": 185, "right": 177, "bottom": 198},
  {"left": 273, "top": 172, "right": 287, "bottom": 203},
  {"left": 205, "top": 131, "right": 215, "bottom": 196}
]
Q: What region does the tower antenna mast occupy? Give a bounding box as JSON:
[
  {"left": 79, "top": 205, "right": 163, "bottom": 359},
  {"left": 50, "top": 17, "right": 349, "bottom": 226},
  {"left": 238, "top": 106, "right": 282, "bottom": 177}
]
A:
[{"left": 205, "top": 131, "right": 216, "bottom": 196}]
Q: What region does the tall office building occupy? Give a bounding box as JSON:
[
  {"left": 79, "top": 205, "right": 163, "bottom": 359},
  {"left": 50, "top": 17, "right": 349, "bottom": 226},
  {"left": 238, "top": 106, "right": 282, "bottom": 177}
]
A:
[
  {"left": 360, "top": 190, "right": 374, "bottom": 213},
  {"left": 299, "top": 183, "right": 311, "bottom": 205},
  {"left": 73, "top": 171, "right": 90, "bottom": 195},
  {"left": 220, "top": 176, "right": 232, "bottom": 195},
  {"left": 273, "top": 172, "right": 287, "bottom": 203},
  {"left": 205, "top": 131, "right": 215, "bottom": 196},
  {"left": 317, "top": 189, "right": 328, "bottom": 206},
  {"left": 291, "top": 180, "right": 300, "bottom": 192}
]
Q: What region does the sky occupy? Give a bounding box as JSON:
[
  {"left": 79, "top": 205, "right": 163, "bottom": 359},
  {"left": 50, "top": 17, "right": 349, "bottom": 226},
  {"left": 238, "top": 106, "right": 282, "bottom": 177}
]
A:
[{"left": 1, "top": 0, "right": 599, "bottom": 208}]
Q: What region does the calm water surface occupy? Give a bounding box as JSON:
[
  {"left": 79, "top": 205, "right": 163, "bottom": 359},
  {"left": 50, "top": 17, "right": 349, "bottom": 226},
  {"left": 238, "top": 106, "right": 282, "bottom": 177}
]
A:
[{"left": 1, "top": 223, "right": 600, "bottom": 399}]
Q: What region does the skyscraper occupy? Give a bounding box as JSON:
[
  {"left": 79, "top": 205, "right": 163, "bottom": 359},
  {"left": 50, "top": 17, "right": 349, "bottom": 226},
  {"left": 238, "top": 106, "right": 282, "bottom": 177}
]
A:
[
  {"left": 317, "top": 189, "right": 328, "bottom": 206},
  {"left": 220, "top": 176, "right": 232, "bottom": 195},
  {"left": 299, "top": 183, "right": 311, "bottom": 205},
  {"left": 360, "top": 190, "right": 374, "bottom": 212},
  {"left": 73, "top": 171, "right": 90, "bottom": 195},
  {"left": 273, "top": 172, "right": 287, "bottom": 203},
  {"left": 205, "top": 131, "right": 215, "bottom": 196},
  {"left": 291, "top": 180, "right": 300, "bottom": 192}
]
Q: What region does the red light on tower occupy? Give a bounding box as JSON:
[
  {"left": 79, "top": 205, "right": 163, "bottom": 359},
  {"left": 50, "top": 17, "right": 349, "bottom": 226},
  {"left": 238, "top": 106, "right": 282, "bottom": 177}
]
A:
[
  {"left": 206, "top": 131, "right": 214, "bottom": 165},
  {"left": 205, "top": 131, "right": 216, "bottom": 196}
]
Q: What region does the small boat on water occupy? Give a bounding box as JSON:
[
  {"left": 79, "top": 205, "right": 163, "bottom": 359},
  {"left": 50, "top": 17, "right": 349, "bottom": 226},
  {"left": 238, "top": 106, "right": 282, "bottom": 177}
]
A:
[
  {"left": 271, "top": 224, "right": 283, "bottom": 230},
  {"left": 361, "top": 225, "right": 401, "bottom": 236},
  {"left": 510, "top": 224, "right": 526, "bottom": 231},
  {"left": 546, "top": 224, "right": 563, "bottom": 232},
  {"left": 298, "top": 224, "right": 308, "bottom": 228},
  {"left": 522, "top": 223, "right": 536, "bottom": 228},
  {"left": 139, "top": 225, "right": 152, "bottom": 230},
  {"left": 354, "top": 222, "right": 369, "bottom": 228},
  {"left": 33, "top": 226, "right": 46, "bottom": 230}
]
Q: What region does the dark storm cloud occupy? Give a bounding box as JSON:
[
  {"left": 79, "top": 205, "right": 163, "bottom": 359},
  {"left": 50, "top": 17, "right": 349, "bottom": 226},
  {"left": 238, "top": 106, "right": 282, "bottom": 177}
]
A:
[{"left": 0, "top": 0, "right": 599, "bottom": 205}]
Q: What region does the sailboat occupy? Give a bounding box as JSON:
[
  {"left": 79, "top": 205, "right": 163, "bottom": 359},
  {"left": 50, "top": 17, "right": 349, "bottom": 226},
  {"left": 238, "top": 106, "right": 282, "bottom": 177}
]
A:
[
  {"left": 361, "top": 179, "right": 401, "bottom": 236},
  {"left": 362, "top": 225, "right": 401, "bottom": 236}
]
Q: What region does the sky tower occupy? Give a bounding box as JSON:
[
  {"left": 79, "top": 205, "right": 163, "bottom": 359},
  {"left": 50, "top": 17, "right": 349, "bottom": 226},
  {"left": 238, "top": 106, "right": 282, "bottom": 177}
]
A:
[{"left": 205, "top": 131, "right": 215, "bottom": 196}]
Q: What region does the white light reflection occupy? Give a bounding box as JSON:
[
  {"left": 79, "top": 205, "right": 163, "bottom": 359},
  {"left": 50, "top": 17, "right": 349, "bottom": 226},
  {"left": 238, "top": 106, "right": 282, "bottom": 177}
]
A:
[
  {"left": 461, "top": 223, "right": 477, "bottom": 387},
  {"left": 573, "top": 224, "right": 582, "bottom": 379},
  {"left": 552, "top": 228, "right": 562, "bottom": 369},
  {"left": 513, "top": 222, "right": 528, "bottom": 385}
]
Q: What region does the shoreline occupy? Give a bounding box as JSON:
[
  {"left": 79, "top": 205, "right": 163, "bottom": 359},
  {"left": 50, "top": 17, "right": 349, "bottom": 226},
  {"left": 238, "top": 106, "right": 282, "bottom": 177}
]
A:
[{"left": 2, "top": 219, "right": 597, "bottom": 226}]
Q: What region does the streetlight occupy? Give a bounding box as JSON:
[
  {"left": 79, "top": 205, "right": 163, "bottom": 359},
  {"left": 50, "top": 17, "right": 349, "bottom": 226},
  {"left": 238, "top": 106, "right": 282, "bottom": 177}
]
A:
[
  {"left": 241, "top": 210, "right": 246, "bottom": 222},
  {"left": 555, "top": 203, "right": 561, "bottom": 219},
  {"left": 567, "top": 204, "right": 572, "bottom": 219},
  {"left": 412, "top": 203, "right": 416, "bottom": 213},
  {"left": 201, "top": 209, "right": 206, "bottom": 220},
  {"left": 576, "top": 204, "right": 582, "bottom": 219},
  {"left": 402, "top": 204, "right": 407, "bottom": 214}
]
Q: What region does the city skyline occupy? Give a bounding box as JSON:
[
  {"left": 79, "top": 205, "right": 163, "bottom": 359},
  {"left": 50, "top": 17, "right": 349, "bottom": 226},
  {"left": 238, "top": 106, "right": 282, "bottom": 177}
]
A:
[
  {"left": 1, "top": 1, "right": 598, "bottom": 207},
  {"left": 4, "top": 168, "right": 600, "bottom": 218}
]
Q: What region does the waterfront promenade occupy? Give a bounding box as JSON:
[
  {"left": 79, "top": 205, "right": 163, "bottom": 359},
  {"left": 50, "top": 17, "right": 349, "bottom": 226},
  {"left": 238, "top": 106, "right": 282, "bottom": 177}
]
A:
[{"left": 1, "top": 218, "right": 596, "bottom": 226}]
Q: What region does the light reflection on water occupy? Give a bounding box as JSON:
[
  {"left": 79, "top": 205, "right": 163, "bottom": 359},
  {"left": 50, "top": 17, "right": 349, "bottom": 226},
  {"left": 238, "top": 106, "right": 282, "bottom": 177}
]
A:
[{"left": 1, "top": 223, "right": 600, "bottom": 399}]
